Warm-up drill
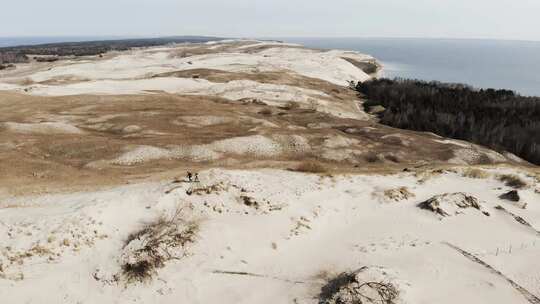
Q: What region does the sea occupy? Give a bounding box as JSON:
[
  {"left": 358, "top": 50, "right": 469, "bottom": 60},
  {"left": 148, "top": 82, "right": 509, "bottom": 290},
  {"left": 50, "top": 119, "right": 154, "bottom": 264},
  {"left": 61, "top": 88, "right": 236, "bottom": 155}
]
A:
[
  {"left": 280, "top": 38, "right": 540, "bottom": 97},
  {"left": 2, "top": 36, "right": 540, "bottom": 96}
]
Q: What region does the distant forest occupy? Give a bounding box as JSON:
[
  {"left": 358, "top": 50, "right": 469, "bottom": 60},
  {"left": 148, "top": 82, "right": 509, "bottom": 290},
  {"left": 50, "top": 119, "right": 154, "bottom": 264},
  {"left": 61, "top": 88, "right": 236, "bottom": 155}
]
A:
[
  {"left": 0, "top": 36, "right": 222, "bottom": 64},
  {"left": 355, "top": 78, "right": 540, "bottom": 165}
]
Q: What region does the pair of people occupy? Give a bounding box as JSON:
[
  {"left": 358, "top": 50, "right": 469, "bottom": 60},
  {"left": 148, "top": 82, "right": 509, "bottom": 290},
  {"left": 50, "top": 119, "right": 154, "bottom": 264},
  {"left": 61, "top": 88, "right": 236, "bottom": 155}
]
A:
[{"left": 186, "top": 171, "right": 199, "bottom": 182}]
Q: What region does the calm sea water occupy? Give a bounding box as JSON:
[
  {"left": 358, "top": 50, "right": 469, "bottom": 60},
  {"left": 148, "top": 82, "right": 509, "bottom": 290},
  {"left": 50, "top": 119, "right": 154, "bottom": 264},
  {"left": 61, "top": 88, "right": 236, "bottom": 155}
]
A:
[{"left": 280, "top": 38, "right": 540, "bottom": 96}]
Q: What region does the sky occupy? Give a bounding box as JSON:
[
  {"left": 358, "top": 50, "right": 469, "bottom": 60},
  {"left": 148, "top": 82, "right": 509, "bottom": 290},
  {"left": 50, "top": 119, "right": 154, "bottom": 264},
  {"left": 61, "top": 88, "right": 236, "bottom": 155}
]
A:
[{"left": 2, "top": 0, "right": 540, "bottom": 41}]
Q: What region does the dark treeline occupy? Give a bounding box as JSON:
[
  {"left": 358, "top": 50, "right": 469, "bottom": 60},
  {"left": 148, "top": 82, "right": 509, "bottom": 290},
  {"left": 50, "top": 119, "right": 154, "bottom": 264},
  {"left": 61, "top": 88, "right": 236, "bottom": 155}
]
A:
[
  {"left": 355, "top": 78, "right": 540, "bottom": 165},
  {"left": 0, "top": 36, "right": 222, "bottom": 64}
]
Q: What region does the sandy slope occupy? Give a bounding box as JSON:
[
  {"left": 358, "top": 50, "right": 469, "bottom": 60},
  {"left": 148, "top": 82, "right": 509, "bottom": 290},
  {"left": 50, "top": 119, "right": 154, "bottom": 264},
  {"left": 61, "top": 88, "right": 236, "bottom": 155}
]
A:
[{"left": 1, "top": 168, "right": 539, "bottom": 303}]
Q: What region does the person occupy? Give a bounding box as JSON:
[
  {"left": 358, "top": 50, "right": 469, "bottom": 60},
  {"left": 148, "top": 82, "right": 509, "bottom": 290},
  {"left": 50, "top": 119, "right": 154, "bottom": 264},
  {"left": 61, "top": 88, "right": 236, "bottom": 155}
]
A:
[
  {"left": 187, "top": 171, "right": 192, "bottom": 182},
  {"left": 194, "top": 173, "right": 200, "bottom": 182}
]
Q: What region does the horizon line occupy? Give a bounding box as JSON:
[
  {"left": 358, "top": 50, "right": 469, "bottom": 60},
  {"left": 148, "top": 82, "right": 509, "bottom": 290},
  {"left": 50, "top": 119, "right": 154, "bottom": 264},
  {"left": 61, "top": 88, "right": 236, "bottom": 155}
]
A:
[{"left": 1, "top": 35, "right": 540, "bottom": 44}]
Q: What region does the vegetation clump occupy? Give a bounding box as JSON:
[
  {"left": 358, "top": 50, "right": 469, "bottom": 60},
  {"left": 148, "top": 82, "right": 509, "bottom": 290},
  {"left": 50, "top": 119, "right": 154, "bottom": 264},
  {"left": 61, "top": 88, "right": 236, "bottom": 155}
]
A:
[
  {"left": 497, "top": 174, "right": 528, "bottom": 189},
  {"left": 383, "top": 187, "right": 415, "bottom": 202},
  {"left": 292, "top": 160, "right": 328, "bottom": 173},
  {"left": 120, "top": 208, "right": 198, "bottom": 283},
  {"left": 461, "top": 168, "right": 490, "bottom": 179},
  {"left": 355, "top": 78, "right": 540, "bottom": 165},
  {"left": 319, "top": 267, "right": 400, "bottom": 304}
]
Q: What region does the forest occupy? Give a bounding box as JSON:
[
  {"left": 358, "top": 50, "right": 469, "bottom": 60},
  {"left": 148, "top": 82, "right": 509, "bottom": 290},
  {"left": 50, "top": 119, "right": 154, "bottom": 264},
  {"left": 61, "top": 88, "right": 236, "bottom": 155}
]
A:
[
  {"left": 355, "top": 78, "right": 540, "bottom": 165},
  {"left": 0, "top": 36, "right": 221, "bottom": 64}
]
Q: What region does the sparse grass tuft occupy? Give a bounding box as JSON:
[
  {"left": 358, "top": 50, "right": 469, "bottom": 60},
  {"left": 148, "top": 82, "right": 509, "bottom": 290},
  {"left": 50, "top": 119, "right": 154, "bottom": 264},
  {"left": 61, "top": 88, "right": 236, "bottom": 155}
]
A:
[
  {"left": 319, "top": 269, "right": 399, "bottom": 304},
  {"left": 364, "top": 152, "right": 380, "bottom": 163},
  {"left": 121, "top": 207, "right": 198, "bottom": 284},
  {"left": 258, "top": 108, "right": 273, "bottom": 116},
  {"left": 497, "top": 174, "right": 528, "bottom": 189},
  {"left": 383, "top": 187, "right": 415, "bottom": 202},
  {"left": 462, "top": 168, "right": 490, "bottom": 179},
  {"left": 292, "top": 160, "right": 328, "bottom": 174}
]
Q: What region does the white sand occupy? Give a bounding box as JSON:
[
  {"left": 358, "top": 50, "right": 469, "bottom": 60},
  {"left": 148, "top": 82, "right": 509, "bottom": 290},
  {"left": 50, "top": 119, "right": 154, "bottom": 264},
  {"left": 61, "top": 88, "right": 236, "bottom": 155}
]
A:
[
  {"left": 111, "top": 134, "right": 310, "bottom": 165},
  {"left": 1, "top": 168, "right": 539, "bottom": 303},
  {"left": 1, "top": 122, "right": 84, "bottom": 134},
  {"left": 0, "top": 40, "right": 375, "bottom": 120},
  {"left": 172, "top": 115, "right": 234, "bottom": 127},
  {"left": 16, "top": 41, "right": 372, "bottom": 88}
]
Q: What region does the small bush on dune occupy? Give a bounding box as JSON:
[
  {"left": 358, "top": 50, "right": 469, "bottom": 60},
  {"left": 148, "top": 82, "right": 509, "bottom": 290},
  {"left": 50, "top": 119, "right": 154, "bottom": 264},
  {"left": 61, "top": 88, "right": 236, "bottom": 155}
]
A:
[
  {"left": 121, "top": 208, "right": 198, "bottom": 283},
  {"left": 527, "top": 172, "right": 540, "bottom": 185},
  {"left": 364, "top": 152, "right": 380, "bottom": 163},
  {"left": 462, "top": 168, "right": 490, "bottom": 179},
  {"left": 258, "top": 108, "right": 273, "bottom": 116},
  {"left": 319, "top": 269, "right": 399, "bottom": 304},
  {"left": 293, "top": 160, "right": 328, "bottom": 174},
  {"left": 497, "top": 174, "right": 528, "bottom": 189},
  {"left": 383, "top": 187, "right": 415, "bottom": 202}
]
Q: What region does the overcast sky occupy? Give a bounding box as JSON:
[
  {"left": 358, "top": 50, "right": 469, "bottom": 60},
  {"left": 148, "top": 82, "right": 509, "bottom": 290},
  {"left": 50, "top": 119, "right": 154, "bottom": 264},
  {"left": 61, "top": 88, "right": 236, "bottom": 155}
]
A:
[{"left": 2, "top": 0, "right": 540, "bottom": 41}]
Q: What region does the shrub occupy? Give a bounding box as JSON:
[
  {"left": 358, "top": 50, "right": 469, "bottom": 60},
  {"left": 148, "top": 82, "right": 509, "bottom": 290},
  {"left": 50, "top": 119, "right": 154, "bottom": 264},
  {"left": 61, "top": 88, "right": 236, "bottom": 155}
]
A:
[
  {"left": 319, "top": 269, "right": 399, "bottom": 304},
  {"left": 383, "top": 187, "right": 415, "bottom": 202},
  {"left": 258, "top": 108, "right": 273, "bottom": 116},
  {"left": 292, "top": 160, "right": 327, "bottom": 173},
  {"left": 121, "top": 208, "right": 198, "bottom": 283},
  {"left": 462, "top": 168, "right": 490, "bottom": 179},
  {"left": 497, "top": 174, "right": 528, "bottom": 189},
  {"left": 364, "top": 152, "right": 380, "bottom": 163}
]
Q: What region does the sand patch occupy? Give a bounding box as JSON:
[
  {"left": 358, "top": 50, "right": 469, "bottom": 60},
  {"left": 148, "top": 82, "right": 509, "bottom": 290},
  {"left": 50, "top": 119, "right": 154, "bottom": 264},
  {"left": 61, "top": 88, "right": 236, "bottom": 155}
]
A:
[
  {"left": 323, "top": 135, "right": 360, "bottom": 148},
  {"left": 1, "top": 122, "right": 84, "bottom": 134},
  {"left": 111, "top": 134, "right": 310, "bottom": 165},
  {"left": 172, "top": 115, "right": 234, "bottom": 127}
]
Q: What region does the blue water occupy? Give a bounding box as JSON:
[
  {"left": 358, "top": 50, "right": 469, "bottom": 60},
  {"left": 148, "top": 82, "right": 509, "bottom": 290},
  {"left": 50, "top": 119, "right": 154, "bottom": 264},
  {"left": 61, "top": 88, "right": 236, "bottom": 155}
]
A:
[{"left": 280, "top": 38, "right": 540, "bottom": 96}]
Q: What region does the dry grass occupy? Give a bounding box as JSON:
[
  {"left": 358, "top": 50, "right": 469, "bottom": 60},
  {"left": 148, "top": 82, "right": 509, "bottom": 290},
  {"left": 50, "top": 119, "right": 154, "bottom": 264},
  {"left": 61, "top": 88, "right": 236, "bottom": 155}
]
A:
[
  {"left": 497, "top": 174, "right": 528, "bottom": 189},
  {"left": 415, "top": 169, "right": 443, "bottom": 184},
  {"left": 258, "top": 108, "right": 273, "bottom": 116},
  {"left": 292, "top": 160, "right": 328, "bottom": 174},
  {"left": 462, "top": 168, "right": 490, "bottom": 179},
  {"left": 526, "top": 171, "right": 540, "bottom": 185},
  {"left": 16, "top": 78, "right": 35, "bottom": 86},
  {"left": 187, "top": 182, "right": 224, "bottom": 196},
  {"left": 383, "top": 187, "right": 415, "bottom": 202},
  {"left": 121, "top": 208, "right": 198, "bottom": 283},
  {"left": 319, "top": 270, "right": 399, "bottom": 304},
  {"left": 364, "top": 152, "right": 380, "bottom": 163}
]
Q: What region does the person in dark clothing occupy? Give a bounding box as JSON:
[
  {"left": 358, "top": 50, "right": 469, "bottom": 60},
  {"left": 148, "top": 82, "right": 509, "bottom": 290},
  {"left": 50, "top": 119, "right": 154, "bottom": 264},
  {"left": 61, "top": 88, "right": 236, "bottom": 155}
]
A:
[{"left": 187, "top": 171, "right": 193, "bottom": 182}]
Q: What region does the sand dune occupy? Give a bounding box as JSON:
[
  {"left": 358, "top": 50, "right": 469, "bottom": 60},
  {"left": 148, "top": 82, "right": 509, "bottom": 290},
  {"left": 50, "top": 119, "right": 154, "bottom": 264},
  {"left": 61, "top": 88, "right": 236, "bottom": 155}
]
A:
[
  {"left": 0, "top": 40, "right": 538, "bottom": 304},
  {"left": 1, "top": 168, "right": 539, "bottom": 303}
]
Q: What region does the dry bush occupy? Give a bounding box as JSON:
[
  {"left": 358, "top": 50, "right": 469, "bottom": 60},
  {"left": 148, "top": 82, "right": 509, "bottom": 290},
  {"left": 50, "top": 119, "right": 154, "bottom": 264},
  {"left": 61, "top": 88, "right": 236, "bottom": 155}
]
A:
[
  {"left": 461, "top": 168, "right": 490, "bottom": 179},
  {"left": 121, "top": 208, "right": 198, "bottom": 283},
  {"left": 187, "top": 183, "right": 223, "bottom": 195},
  {"left": 258, "top": 108, "right": 273, "bottom": 116},
  {"left": 292, "top": 160, "right": 328, "bottom": 174},
  {"left": 526, "top": 172, "right": 540, "bottom": 185},
  {"left": 17, "top": 77, "right": 35, "bottom": 86},
  {"left": 415, "top": 169, "right": 442, "bottom": 184},
  {"left": 384, "top": 154, "right": 400, "bottom": 163},
  {"left": 319, "top": 271, "right": 399, "bottom": 304},
  {"left": 383, "top": 187, "right": 415, "bottom": 202},
  {"left": 364, "top": 152, "right": 380, "bottom": 163},
  {"left": 497, "top": 174, "right": 528, "bottom": 189}
]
